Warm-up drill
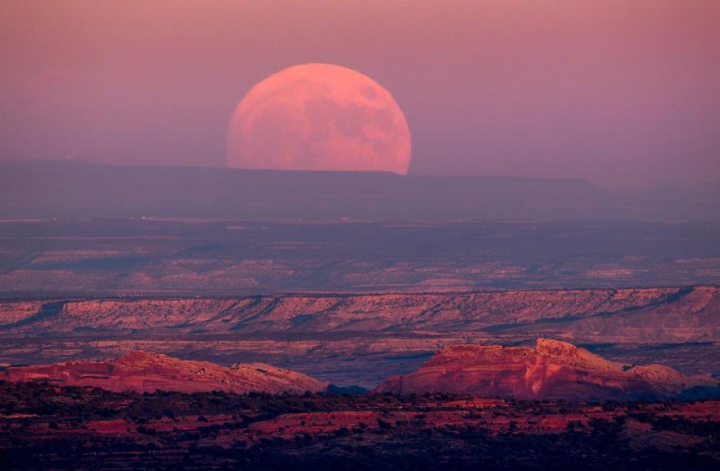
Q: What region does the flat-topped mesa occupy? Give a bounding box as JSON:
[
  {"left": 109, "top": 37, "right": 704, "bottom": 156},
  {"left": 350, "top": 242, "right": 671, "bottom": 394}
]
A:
[
  {"left": 375, "top": 339, "right": 715, "bottom": 400},
  {"left": 1, "top": 351, "right": 327, "bottom": 395}
]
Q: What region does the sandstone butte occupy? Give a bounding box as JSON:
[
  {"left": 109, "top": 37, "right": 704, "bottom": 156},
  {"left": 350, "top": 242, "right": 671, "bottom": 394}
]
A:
[
  {"left": 0, "top": 351, "right": 327, "bottom": 395},
  {"left": 375, "top": 339, "right": 717, "bottom": 400}
]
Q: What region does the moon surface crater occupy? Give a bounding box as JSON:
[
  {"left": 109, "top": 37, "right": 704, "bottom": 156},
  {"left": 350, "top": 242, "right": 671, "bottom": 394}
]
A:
[{"left": 226, "top": 63, "right": 411, "bottom": 174}]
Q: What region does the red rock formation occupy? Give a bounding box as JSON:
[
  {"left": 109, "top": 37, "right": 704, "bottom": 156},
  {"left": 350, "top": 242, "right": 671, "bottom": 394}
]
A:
[
  {"left": 1, "top": 351, "right": 326, "bottom": 394},
  {"left": 2, "top": 286, "right": 718, "bottom": 343},
  {"left": 375, "top": 339, "right": 715, "bottom": 400}
]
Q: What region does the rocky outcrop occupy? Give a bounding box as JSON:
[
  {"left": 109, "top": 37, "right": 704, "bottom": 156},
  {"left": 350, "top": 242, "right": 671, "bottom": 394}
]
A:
[
  {"left": 1, "top": 288, "right": 719, "bottom": 389},
  {"left": 1, "top": 351, "right": 326, "bottom": 394},
  {"left": 374, "top": 339, "right": 715, "bottom": 400},
  {"left": 227, "top": 362, "right": 327, "bottom": 394}
]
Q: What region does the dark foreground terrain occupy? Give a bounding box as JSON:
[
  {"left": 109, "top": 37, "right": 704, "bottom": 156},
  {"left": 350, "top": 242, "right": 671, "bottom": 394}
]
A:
[{"left": 0, "top": 381, "right": 718, "bottom": 470}]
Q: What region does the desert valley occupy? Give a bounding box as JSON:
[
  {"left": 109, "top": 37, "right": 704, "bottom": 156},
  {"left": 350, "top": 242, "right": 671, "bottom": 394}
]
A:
[
  {"left": 3, "top": 2, "right": 720, "bottom": 468},
  {"left": 0, "top": 166, "right": 719, "bottom": 469}
]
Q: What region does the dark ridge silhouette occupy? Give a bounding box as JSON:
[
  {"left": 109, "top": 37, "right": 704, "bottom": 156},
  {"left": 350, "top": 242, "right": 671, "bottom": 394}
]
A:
[{"left": 2, "top": 160, "right": 718, "bottom": 222}]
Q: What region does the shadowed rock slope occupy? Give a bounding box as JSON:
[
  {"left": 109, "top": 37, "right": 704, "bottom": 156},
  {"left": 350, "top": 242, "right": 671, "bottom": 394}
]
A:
[
  {"left": 375, "top": 339, "right": 716, "bottom": 400},
  {"left": 1, "top": 351, "right": 326, "bottom": 394}
]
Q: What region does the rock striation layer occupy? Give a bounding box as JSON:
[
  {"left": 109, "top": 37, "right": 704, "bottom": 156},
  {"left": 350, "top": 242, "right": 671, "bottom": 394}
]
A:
[
  {"left": 1, "top": 286, "right": 719, "bottom": 343},
  {"left": 1, "top": 351, "right": 326, "bottom": 394},
  {"left": 375, "top": 339, "right": 715, "bottom": 400}
]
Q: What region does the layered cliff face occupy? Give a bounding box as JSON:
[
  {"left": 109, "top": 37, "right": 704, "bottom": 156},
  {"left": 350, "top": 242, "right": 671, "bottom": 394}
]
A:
[
  {"left": 375, "top": 339, "right": 714, "bottom": 400},
  {"left": 1, "top": 287, "right": 718, "bottom": 388},
  {"left": 1, "top": 351, "right": 326, "bottom": 394},
  {"left": 1, "top": 286, "right": 718, "bottom": 343}
]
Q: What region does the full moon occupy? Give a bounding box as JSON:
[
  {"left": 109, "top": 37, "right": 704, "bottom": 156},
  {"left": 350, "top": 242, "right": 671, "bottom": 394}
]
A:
[{"left": 226, "top": 64, "right": 411, "bottom": 174}]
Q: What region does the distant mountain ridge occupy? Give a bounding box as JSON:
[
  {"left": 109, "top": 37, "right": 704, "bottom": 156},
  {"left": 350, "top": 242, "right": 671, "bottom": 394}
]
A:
[
  {"left": 1, "top": 160, "right": 718, "bottom": 222},
  {"left": 2, "top": 286, "right": 718, "bottom": 343}
]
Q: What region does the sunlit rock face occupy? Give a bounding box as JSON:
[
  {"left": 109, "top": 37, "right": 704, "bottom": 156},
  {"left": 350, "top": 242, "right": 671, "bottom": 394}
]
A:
[
  {"left": 5, "top": 287, "right": 719, "bottom": 343},
  {"left": 1, "top": 351, "right": 326, "bottom": 394},
  {"left": 375, "top": 339, "right": 714, "bottom": 400}
]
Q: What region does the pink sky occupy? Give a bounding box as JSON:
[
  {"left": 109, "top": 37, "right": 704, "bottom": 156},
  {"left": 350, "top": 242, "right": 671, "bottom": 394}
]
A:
[{"left": 1, "top": 0, "right": 719, "bottom": 188}]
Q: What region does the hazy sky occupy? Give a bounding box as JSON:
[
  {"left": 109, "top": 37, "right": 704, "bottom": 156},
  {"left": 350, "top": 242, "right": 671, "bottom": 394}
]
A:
[{"left": 1, "top": 1, "right": 719, "bottom": 188}]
